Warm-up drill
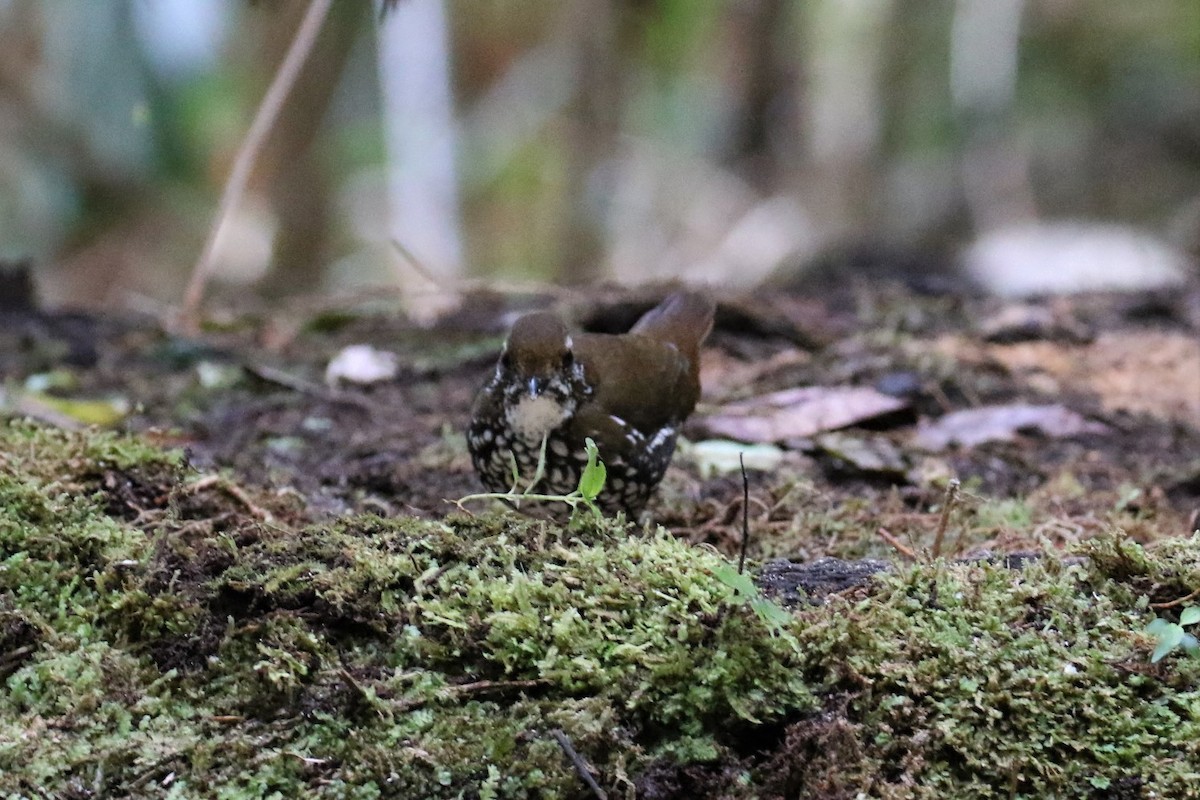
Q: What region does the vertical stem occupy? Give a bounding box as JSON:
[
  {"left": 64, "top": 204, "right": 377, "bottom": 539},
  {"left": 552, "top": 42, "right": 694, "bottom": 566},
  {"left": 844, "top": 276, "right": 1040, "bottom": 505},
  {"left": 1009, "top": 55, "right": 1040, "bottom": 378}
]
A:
[
  {"left": 738, "top": 452, "right": 750, "bottom": 574},
  {"left": 179, "top": 0, "right": 334, "bottom": 331},
  {"left": 931, "top": 479, "right": 961, "bottom": 558}
]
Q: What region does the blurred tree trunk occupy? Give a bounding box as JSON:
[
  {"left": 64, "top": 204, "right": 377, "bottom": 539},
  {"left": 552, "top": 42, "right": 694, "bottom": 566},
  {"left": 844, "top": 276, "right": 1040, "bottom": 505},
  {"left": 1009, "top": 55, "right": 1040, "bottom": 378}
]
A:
[
  {"left": 376, "top": 0, "right": 464, "bottom": 317},
  {"left": 560, "top": 0, "right": 629, "bottom": 285},
  {"left": 795, "top": 0, "right": 894, "bottom": 239},
  {"left": 950, "top": 0, "right": 1034, "bottom": 231},
  {"left": 719, "top": 0, "right": 789, "bottom": 188},
  {"left": 251, "top": 0, "right": 371, "bottom": 298}
]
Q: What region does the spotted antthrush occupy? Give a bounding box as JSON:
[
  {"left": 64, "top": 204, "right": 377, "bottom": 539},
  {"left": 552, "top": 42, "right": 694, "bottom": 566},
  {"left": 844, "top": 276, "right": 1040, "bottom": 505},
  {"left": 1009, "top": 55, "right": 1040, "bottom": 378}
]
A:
[{"left": 468, "top": 292, "right": 715, "bottom": 515}]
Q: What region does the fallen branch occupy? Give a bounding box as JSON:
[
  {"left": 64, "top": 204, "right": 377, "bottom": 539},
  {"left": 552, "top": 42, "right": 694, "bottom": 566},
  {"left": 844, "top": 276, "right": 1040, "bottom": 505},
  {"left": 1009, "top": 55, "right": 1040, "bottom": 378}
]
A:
[
  {"left": 737, "top": 451, "right": 750, "bottom": 574},
  {"left": 393, "top": 678, "right": 550, "bottom": 713}
]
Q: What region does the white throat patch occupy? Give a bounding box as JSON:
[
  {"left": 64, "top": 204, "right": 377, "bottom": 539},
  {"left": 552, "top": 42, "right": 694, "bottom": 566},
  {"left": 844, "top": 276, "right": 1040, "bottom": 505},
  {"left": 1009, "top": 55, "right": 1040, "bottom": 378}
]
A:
[{"left": 506, "top": 394, "right": 570, "bottom": 440}]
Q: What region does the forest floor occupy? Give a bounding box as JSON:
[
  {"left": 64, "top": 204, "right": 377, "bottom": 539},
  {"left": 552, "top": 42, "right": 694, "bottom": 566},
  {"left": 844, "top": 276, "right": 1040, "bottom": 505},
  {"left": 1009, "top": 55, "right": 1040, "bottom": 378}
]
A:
[{"left": 2, "top": 275, "right": 1200, "bottom": 798}]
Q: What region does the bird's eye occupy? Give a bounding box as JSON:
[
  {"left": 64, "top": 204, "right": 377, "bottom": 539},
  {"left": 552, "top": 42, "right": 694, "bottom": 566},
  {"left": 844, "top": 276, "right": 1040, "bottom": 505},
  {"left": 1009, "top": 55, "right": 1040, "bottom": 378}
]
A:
[{"left": 500, "top": 350, "right": 513, "bottom": 369}]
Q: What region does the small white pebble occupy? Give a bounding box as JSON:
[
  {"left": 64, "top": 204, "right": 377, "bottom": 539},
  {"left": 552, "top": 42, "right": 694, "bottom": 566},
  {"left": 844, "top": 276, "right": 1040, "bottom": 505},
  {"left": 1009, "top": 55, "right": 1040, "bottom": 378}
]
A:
[{"left": 325, "top": 344, "right": 399, "bottom": 386}]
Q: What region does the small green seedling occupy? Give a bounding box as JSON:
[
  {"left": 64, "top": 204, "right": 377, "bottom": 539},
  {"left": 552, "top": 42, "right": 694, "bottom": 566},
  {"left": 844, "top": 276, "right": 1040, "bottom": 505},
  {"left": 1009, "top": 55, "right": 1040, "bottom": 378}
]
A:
[
  {"left": 1145, "top": 605, "right": 1200, "bottom": 663},
  {"left": 576, "top": 439, "right": 607, "bottom": 507},
  {"left": 456, "top": 436, "right": 608, "bottom": 520},
  {"left": 712, "top": 562, "right": 795, "bottom": 639}
]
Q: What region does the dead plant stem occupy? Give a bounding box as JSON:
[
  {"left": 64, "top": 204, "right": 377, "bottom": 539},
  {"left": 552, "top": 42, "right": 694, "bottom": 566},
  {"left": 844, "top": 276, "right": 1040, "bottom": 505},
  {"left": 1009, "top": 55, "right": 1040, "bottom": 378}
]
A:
[
  {"left": 179, "top": 0, "right": 334, "bottom": 331},
  {"left": 931, "top": 479, "right": 960, "bottom": 558}
]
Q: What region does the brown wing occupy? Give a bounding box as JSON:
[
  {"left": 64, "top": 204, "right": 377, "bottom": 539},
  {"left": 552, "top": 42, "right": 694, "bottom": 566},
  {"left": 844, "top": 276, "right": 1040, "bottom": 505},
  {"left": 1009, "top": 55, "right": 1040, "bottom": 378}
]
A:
[{"left": 573, "top": 333, "right": 698, "bottom": 434}]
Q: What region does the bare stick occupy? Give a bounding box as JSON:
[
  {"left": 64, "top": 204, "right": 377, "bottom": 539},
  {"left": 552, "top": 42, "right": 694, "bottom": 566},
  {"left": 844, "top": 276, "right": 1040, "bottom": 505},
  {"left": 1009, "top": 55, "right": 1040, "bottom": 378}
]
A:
[
  {"left": 393, "top": 678, "right": 549, "bottom": 713},
  {"left": 878, "top": 527, "right": 917, "bottom": 560},
  {"left": 1150, "top": 589, "right": 1200, "bottom": 610},
  {"left": 179, "top": 0, "right": 335, "bottom": 331},
  {"left": 930, "top": 479, "right": 960, "bottom": 558},
  {"left": 550, "top": 729, "right": 607, "bottom": 800},
  {"left": 738, "top": 452, "right": 750, "bottom": 574},
  {"left": 187, "top": 475, "right": 270, "bottom": 520},
  {"left": 444, "top": 678, "right": 547, "bottom": 698}
]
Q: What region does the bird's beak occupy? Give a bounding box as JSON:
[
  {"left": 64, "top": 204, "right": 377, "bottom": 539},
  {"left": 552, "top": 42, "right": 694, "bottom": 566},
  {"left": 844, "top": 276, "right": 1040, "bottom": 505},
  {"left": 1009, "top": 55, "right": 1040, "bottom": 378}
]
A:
[{"left": 527, "top": 377, "right": 546, "bottom": 397}]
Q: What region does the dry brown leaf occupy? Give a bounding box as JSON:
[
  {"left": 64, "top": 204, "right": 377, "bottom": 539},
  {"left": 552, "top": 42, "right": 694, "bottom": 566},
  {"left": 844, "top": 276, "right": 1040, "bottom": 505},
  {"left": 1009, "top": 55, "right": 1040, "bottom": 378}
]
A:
[
  {"left": 698, "top": 386, "right": 908, "bottom": 443},
  {"left": 988, "top": 332, "right": 1200, "bottom": 424},
  {"left": 700, "top": 349, "right": 811, "bottom": 401},
  {"left": 913, "top": 403, "right": 1108, "bottom": 451}
]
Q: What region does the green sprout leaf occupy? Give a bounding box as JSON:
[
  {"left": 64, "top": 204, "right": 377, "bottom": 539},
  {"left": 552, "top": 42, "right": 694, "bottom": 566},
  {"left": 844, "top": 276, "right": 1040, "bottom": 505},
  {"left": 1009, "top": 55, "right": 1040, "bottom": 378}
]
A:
[
  {"left": 1145, "top": 605, "right": 1200, "bottom": 663},
  {"left": 507, "top": 451, "right": 521, "bottom": 488},
  {"left": 1150, "top": 621, "right": 1186, "bottom": 663},
  {"left": 713, "top": 563, "right": 757, "bottom": 597},
  {"left": 713, "top": 563, "right": 795, "bottom": 641},
  {"left": 750, "top": 597, "right": 795, "bottom": 631},
  {"left": 578, "top": 438, "right": 607, "bottom": 502}
]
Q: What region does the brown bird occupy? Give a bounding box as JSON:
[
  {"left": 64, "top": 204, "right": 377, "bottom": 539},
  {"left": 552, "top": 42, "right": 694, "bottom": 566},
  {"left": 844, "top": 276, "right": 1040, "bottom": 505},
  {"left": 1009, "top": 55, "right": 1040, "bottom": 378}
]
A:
[{"left": 467, "top": 292, "right": 715, "bottom": 515}]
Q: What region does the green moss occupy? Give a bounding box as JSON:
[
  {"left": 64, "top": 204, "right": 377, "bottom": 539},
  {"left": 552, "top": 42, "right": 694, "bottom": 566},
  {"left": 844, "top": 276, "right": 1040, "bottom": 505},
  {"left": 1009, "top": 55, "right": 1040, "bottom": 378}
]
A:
[
  {"left": 4, "top": 420, "right": 1200, "bottom": 797},
  {"left": 787, "top": 557, "right": 1200, "bottom": 796},
  {"left": 1083, "top": 532, "right": 1200, "bottom": 604},
  {"left": 0, "top": 417, "right": 184, "bottom": 486}
]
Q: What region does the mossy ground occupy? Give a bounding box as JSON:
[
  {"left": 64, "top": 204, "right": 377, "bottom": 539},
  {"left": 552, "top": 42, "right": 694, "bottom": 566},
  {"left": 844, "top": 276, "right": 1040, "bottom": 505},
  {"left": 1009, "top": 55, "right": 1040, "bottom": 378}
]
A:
[
  {"left": 3, "top": 282, "right": 1199, "bottom": 796},
  {"left": 4, "top": 419, "right": 1200, "bottom": 798}
]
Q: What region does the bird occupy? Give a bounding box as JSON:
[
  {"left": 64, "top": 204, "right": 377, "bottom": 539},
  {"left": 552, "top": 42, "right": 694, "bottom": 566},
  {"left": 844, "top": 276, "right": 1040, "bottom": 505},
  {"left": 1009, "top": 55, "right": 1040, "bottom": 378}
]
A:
[{"left": 467, "top": 291, "right": 715, "bottom": 516}]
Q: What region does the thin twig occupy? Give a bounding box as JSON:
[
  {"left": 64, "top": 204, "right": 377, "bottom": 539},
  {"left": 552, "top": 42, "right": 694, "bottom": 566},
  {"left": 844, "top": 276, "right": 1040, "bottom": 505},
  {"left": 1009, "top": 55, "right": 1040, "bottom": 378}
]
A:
[
  {"left": 1150, "top": 589, "right": 1200, "bottom": 610},
  {"left": 338, "top": 668, "right": 371, "bottom": 702},
  {"left": 179, "top": 0, "right": 335, "bottom": 331},
  {"left": 242, "top": 363, "right": 375, "bottom": 413},
  {"left": 187, "top": 475, "right": 270, "bottom": 520},
  {"left": 389, "top": 237, "right": 452, "bottom": 296},
  {"left": 738, "top": 452, "right": 750, "bottom": 574},
  {"left": 550, "top": 729, "right": 607, "bottom": 800},
  {"left": 127, "top": 752, "right": 185, "bottom": 791},
  {"left": 394, "top": 678, "right": 549, "bottom": 713},
  {"left": 878, "top": 527, "right": 917, "bottom": 560},
  {"left": 931, "top": 479, "right": 960, "bottom": 558},
  {"left": 445, "top": 678, "right": 547, "bottom": 698}
]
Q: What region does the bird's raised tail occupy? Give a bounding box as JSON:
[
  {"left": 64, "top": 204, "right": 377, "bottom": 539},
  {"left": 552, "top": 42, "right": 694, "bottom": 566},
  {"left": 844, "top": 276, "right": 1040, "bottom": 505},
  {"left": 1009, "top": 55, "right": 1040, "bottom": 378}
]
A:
[{"left": 629, "top": 291, "right": 715, "bottom": 360}]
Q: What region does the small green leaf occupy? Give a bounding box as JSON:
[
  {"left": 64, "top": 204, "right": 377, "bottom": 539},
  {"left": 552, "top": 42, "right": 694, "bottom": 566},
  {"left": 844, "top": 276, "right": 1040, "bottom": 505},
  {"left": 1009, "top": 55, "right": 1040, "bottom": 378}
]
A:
[
  {"left": 1181, "top": 633, "right": 1200, "bottom": 654},
  {"left": 750, "top": 597, "right": 794, "bottom": 629},
  {"left": 507, "top": 451, "right": 521, "bottom": 489},
  {"left": 578, "top": 438, "right": 607, "bottom": 500},
  {"left": 1151, "top": 622, "right": 1186, "bottom": 663},
  {"left": 1180, "top": 606, "right": 1200, "bottom": 627},
  {"left": 27, "top": 393, "right": 128, "bottom": 426},
  {"left": 713, "top": 563, "right": 756, "bottom": 597},
  {"left": 1145, "top": 617, "right": 1172, "bottom": 636}
]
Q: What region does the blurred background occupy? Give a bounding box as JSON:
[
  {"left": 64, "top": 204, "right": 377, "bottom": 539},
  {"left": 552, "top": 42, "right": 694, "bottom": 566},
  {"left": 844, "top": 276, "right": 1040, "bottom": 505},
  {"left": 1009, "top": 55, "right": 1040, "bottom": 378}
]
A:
[{"left": 1, "top": 0, "right": 1198, "bottom": 316}]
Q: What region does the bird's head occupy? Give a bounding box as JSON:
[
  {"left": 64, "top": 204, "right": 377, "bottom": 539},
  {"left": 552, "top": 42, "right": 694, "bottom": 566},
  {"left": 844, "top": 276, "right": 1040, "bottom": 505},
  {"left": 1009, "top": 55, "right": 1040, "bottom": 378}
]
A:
[{"left": 495, "top": 312, "right": 582, "bottom": 437}]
